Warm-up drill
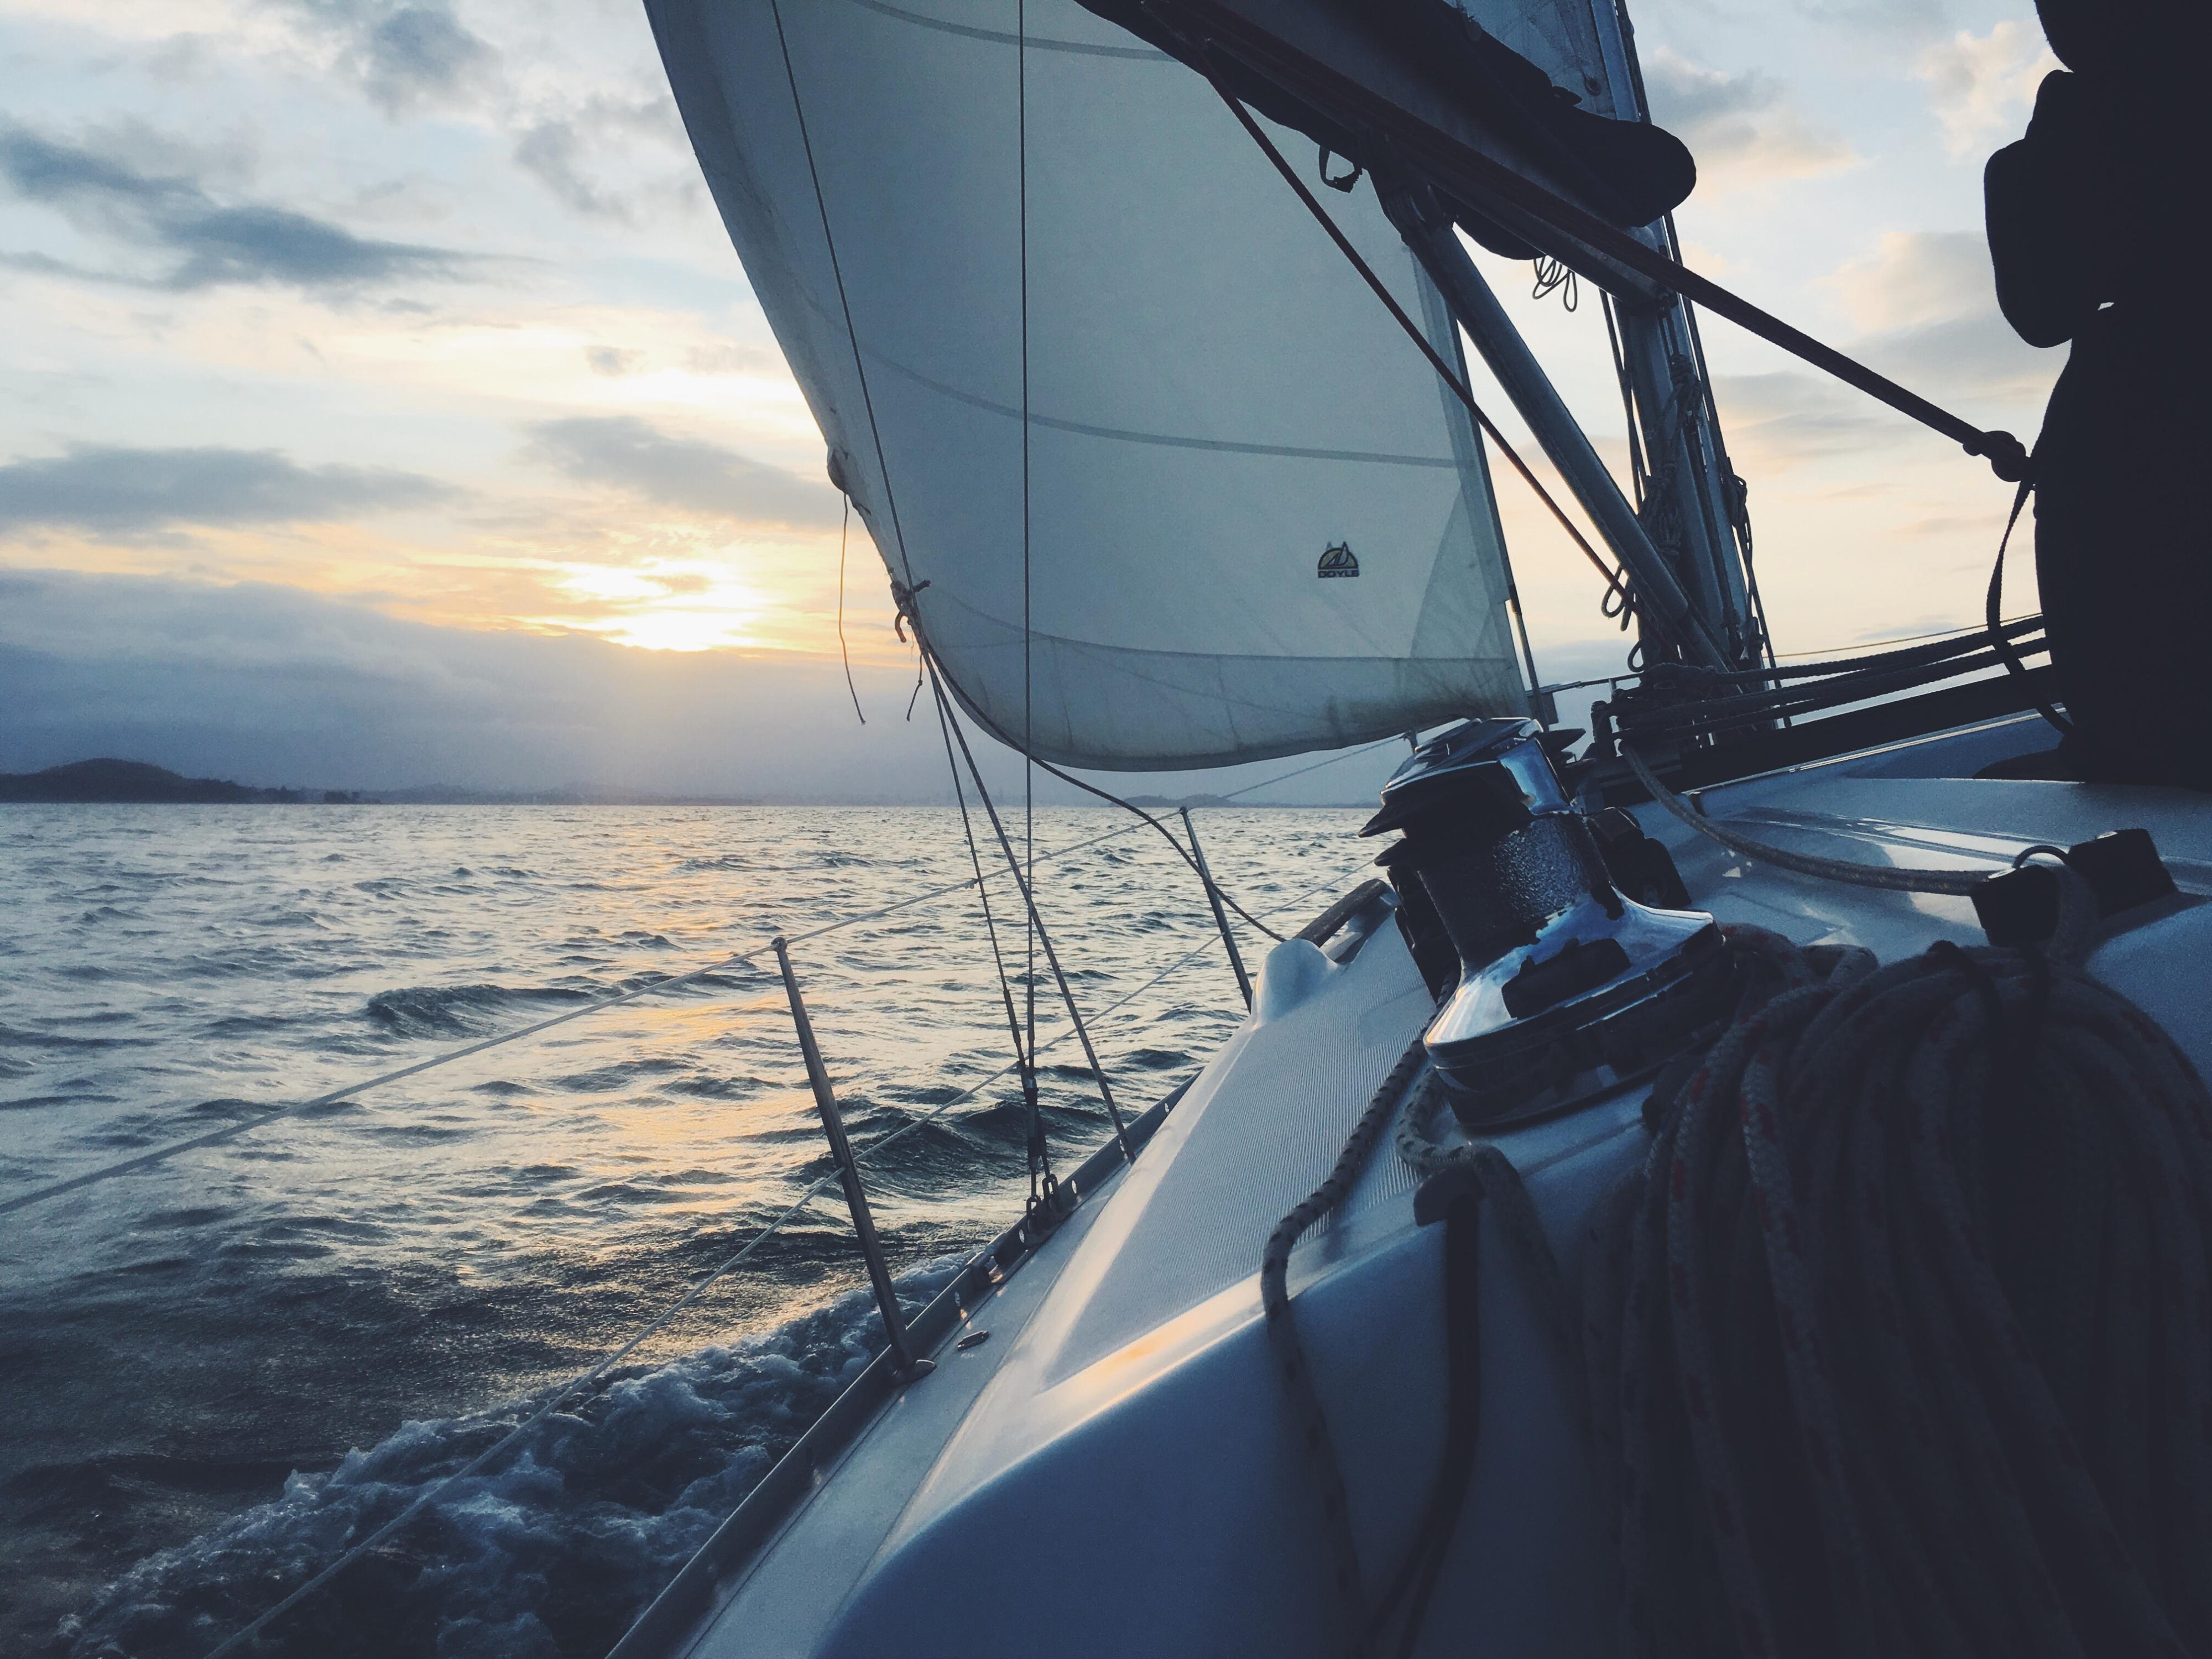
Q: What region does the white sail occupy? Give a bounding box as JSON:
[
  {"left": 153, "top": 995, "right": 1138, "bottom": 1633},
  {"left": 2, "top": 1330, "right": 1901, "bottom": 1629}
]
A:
[{"left": 649, "top": 0, "right": 1527, "bottom": 770}]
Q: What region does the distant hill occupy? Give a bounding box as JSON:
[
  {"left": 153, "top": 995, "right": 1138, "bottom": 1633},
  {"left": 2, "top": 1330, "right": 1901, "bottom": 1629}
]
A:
[
  {"left": 0, "top": 759, "right": 310, "bottom": 803},
  {"left": 0, "top": 759, "right": 1364, "bottom": 808}
]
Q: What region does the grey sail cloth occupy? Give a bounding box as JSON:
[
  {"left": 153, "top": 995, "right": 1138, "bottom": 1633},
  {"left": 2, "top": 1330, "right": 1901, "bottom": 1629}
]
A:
[{"left": 647, "top": 0, "right": 1527, "bottom": 770}]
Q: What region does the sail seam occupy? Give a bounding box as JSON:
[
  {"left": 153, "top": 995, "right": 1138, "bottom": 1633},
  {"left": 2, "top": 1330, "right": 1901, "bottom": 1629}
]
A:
[
  {"left": 870, "top": 350, "right": 1460, "bottom": 467},
  {"left": 768, "top": 0, "right": 920, "bottom": 592},
  {"left": 844, "top": 0, "right": 1167, "bottom": 60}
]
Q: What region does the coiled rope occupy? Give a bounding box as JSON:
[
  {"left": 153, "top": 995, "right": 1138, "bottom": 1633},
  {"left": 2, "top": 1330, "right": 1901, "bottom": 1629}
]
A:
[
  {"left": 1582, "top": 886, "right": 2212, "bottom": 1658},
  {"left": 1275, "top": 849, "right": 2212, "bottom": 1659},
  {"left": 1261, "top": 1035, "right": 1436, "bottom": 1653}
]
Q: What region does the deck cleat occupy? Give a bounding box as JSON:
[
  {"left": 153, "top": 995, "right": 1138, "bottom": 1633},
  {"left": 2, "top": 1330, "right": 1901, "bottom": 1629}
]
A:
[{"left": 1363, "top": 718, "right": 1734, "bottom": 1126}]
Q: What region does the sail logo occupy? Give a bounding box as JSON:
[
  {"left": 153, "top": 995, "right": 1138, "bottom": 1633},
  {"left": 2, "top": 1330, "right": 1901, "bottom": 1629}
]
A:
[{"left": 1318, "top": 542, "right": 1359, "bottom": 578}]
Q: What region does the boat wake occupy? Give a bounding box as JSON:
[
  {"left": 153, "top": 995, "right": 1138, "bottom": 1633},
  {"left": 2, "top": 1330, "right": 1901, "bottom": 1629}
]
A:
[{"left": 53, "top": 1259, "right": 963, "bottom": 1659}]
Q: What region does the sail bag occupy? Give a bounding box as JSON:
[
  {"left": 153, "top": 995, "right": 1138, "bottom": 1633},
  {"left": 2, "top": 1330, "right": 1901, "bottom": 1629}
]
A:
[{"left": 648, "top": 0, "right": 1528, "bottom": 769}]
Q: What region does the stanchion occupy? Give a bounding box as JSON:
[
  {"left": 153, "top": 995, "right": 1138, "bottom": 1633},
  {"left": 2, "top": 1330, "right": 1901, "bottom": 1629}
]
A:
[
  {"left": 1181, "top": 807, "right": 1252, "bottom": 1009},
  {"left": 771, "top": 936, "right": 933, "bottom": 1382}
]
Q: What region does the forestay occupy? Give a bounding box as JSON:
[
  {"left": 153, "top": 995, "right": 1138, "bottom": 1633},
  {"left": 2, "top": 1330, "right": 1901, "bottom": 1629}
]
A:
[{"left": 648, "top": 0, "right": 1528, "bottom": 769}]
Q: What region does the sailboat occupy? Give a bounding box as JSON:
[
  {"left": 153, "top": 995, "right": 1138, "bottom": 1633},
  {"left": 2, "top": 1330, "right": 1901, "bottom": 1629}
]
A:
[{"left": 594, "top": 1, "right": 2212, "bottom": 1655}]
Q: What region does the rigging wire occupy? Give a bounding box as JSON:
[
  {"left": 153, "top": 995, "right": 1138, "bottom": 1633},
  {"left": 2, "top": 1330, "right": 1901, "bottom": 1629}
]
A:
[
  {"left": 1656, "top": 208, "right": 1776, "bottom": 673},
  {"left": 1018, "top": 0, "right": 1045, "bottom": 1212},
  {"left": 1611, "top": 633, "right": 2049, "bottom": 742},
  {"left": 188, "top": 858, "right": 1369, "bottom": 1659},
  {"left": 768, "top": 0, "right": 919, "bottom": 596},
  {"left": 922, "top": 655, "right": 1133, "bottom": 1159},
  {"left": 1216, "top": 734, "right": 1406, "bottom": 801},
  {"left": 1024, "top": 753, "right": 1288, "bottom": 945},
  {"left": 836, "top": 495, "right": 865, "bottom": 724},
  {"left": 1598, "top": 289, "right": 1647, "bottom": 513},
  {"left": 0, "top": 812, "right": 1185, "bottom": 1219},
  {"left": 1198, "top": 71, "right": 1644, "bottom": 629},
  {"left": 926, "top": 665, "right": 1041, "bottom": 1187},
  {"left": 4, "top": 718, "right": 1366, "bottom": 1222}
]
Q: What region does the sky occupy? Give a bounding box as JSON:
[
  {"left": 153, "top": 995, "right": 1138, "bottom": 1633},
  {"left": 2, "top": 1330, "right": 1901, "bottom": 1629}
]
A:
[{"left": 0, "top": 0, "right": 2066, "bottom": 799}]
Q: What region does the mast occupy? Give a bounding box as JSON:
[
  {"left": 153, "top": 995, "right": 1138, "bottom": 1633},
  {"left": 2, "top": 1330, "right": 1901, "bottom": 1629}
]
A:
[{"left": 1579, "top": 0, "right": 1763, "bottom": 669}]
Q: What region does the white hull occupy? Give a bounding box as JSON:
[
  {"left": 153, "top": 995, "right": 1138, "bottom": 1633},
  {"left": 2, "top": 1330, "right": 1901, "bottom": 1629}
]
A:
[{"left": 616, "top": 712, "right": 2212, "bottom": 1658}]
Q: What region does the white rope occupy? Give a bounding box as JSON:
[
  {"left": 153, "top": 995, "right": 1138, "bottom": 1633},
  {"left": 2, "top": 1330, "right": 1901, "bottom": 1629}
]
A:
[
  {"left": 192, "top": 858, "right": 1366, "bottom": 1659},
  {"left": 1623, "top": 744, "right": 1990, "bottom": 897}
]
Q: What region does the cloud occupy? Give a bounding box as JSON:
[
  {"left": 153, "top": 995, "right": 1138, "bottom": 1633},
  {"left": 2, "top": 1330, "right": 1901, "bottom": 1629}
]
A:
[
  {"left": 584, "top": 345, "right": 641, "bottom": 377},
  {"left": 512, "top": 96, "right": 689, "bottom": 221},
  {"left": 1711, "top": 370, "right": 1895, "bottom": 469},
  {"left": 0, "top": 570, "right": 1410, "bottom": 801},
  {"left": 1643, "top": 49, "right": 1858, "bottom": 193},
  {"left": 1820, "top": 231, "right": 2063, "bottom": 404},
  {"left": 0, "top": 445, "right": 458, "bottom": 535},
  {"left": 514, "top": 118, "right": 630, "bottom": 221},
  {"left": 0, "top": 569, "right": 952, "bottom": 799},
  {"left": 0, "top": 122, "right": 471, "bottom": 291},
  {"left": 1856, "top": 312, "right": 2059, "bottom": 407},
  {"left": 357, "top": 3, "right": 500, "bottom": 115},
  {"left": 1785, "top": 0, "right": 1957, "bottom": 39},
  {"left": 684, "top": 344, "right": 777, "bottom": 376},
  {"left": 524, "top": 416, "right": 836, "bottom": 528},
  {"left": 1823, "top": 229, "right": 1991, "bottom": 331},
  {"left": 1917, "top": 19, "right": 2058, "bottom": 158},
  {"left": 276, "top": 0, "right": 503, "bottom": 116}
]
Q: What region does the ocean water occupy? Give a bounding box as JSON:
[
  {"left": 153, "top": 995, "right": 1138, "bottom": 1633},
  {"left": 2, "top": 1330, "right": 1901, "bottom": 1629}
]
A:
[{"left": 0, "top": 803, "right": 1371, "bottom": 1658}]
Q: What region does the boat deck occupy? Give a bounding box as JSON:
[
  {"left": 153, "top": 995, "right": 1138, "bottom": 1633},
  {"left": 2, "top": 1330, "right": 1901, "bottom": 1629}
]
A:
[{"left": 628, "top": 713, "right": 2212, "bottom": 1659}]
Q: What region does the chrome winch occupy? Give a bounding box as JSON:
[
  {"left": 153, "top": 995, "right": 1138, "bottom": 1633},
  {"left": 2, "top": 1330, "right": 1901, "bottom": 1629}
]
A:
[{"left": 1363, "top": 718, "right": 1733, "bottom": 1126}]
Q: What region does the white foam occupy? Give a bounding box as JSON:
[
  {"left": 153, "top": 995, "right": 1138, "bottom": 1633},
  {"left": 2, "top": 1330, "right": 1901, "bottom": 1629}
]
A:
[{"left": 60, "top": 1259, "right": 963, "bottom": 1659}]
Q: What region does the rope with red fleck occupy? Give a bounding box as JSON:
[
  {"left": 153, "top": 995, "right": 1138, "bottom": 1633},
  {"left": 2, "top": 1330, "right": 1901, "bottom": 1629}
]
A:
[{"left": 1582, "top": 886, "right": 2212, "bottom": 1658}]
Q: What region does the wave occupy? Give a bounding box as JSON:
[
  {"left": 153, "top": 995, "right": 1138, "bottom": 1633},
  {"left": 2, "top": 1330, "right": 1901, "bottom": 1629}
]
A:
[
  {"left": 55, "top": 1259, "right": 963, "bottom": 1659},
  {"left": 364, "top": 984, "right": 594, "bottom": 1039}
]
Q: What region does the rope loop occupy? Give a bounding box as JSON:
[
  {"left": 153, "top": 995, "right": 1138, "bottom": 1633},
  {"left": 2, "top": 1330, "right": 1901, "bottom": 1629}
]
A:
[{"left": 1585, "top": 922, "right": 2212, "bottom": 1658}]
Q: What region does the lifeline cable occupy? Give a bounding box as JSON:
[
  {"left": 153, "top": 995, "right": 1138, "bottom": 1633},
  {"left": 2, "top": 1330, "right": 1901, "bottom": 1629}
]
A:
[
  {"left": 1609, "top": 626, "right": 2051, "bottom": 743},
  {"left": 0, "top": 808, "right": 1196, "bottom": 1217},
  {"left": 189, "top": 857, "right": 1368, "bottom": 1659},
  {"left": 5, "top": 737, "right": 1345, "bottom": 1218},
  {"left": 1218, "top": 733, "right": 1407, "bottom": 801},
  {"left": 1635, "top": 613, "right": 2046, "bottom": 690}
]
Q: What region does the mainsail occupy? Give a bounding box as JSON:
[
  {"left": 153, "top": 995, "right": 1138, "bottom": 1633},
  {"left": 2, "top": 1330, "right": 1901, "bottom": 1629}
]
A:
[{"left": 648, "top": 0, "right": 1528, "bottom": 770}]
